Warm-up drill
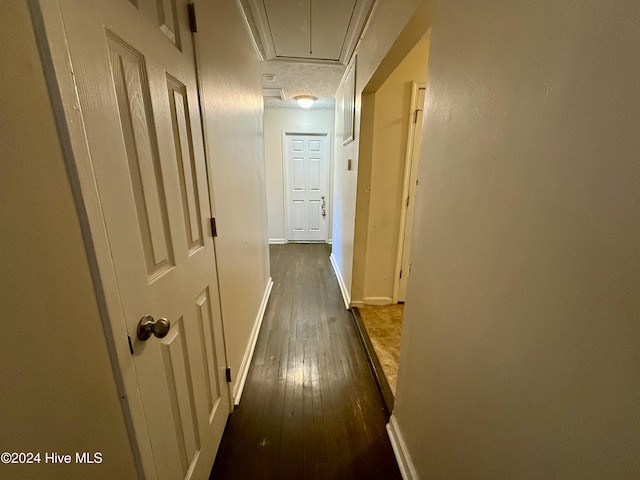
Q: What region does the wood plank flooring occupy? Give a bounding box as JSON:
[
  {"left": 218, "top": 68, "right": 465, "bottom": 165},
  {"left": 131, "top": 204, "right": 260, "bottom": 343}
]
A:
[{"left": 210, "top": 244, "right": 401, "bottom": 480}]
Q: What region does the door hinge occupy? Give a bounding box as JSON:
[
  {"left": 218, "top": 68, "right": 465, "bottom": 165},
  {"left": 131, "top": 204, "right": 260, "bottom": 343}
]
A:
[
  {"left": 187, "top": 3, "right": 197, "bottom": 33},
  {"left": 406, "top": 196, "right": 410, "bottom": 207},
  {"left": 225, "top": 367, "right": 232, "bottom": 383},
  {"left": 210, "top": 217, "right": 217, "bottom": 237},
  {"left": 399, "top": 269, "right": 402, "bottom": 279},
  {"left": 128, "top": 335, "right": 134, "bottom": 355},
  {"left": 413, "top": 108, "right": 422, "bottom": 124}
]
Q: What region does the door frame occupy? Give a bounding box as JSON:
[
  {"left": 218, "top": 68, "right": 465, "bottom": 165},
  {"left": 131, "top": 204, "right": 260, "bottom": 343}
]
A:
[
  {"left": 393, "top": 82, "right": 426, "bottom": 303},
  {"left": 281, "top": 130, "right": 332, "bottom": 243},
  {"left": 31, "top": 2, "right": 229, "bottom": 478}
]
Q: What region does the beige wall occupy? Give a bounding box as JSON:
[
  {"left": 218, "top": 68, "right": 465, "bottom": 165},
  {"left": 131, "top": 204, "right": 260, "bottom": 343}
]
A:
[
  {"left": 264, "top": 107, "right": 335, "bottom": 243},
  {"left": 353, "top": 32, "right": 430, "bottom": 305},
  {"left": 0, "top": 2, "right": 137, "bottom": 478},
  {"left": 394, "top": 0, "right": 640, "bottom": 478},
  {"left": 194, "top": 0, "right": 271, "bottom": 397},
  {"left": 331, "top": 0, "right": 430, "bottom": 304}
]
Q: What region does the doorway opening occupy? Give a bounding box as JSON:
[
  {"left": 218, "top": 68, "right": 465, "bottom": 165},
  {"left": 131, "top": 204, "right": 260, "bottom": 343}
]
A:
[{"left": 351, "top": 30, "right": 431, "bottom": 409}]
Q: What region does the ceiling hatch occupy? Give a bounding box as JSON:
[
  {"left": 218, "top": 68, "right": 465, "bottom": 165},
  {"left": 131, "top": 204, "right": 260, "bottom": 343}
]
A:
[{"left": 240, "top": 0, "right": 375, "bottom": 65}]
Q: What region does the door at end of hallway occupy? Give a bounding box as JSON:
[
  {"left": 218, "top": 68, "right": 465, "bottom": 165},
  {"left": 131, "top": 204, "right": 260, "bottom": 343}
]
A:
[{"left": 283, "top": 132, "right": 330, "bottom": 242}]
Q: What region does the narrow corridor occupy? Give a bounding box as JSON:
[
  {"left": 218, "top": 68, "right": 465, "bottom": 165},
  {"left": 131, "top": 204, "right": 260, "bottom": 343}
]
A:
[{"left": 210, "top": 244, "right": 401, "bottom": 479}]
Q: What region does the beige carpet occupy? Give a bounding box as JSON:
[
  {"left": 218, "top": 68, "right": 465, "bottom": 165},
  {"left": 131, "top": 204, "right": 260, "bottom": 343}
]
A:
[{"left": 358, "top": 305, "right": 404, "bottom": 395}]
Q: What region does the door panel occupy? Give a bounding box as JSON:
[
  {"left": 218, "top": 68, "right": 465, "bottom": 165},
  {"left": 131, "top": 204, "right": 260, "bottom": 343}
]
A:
[
  {"left": 309, "top": 139, "right": 321, "bottom": 152},
  {"left": 157, "top": 0, "right": 182, "bottom": 47},
  {"left": 160, "top": 318, "right": 201, "bottom": 476},
  {"left": 292, "top": 139, "right": 304, "bottom": 151},
  {"left": 167, "top": 75, "right": 204, "bottom": 254},
  {"left": 195, "top": 288, "right": 222, "bottom": 409},
  {"left": 293, "top": 157, "right": 304, "bottom": 190},
  {"left": 293, "top": 201, "right": 305, "bottom": 231},
  {"left": 136, "top": 0, "right": 182, "bottom": 48},
  {"left": 107, "top": 32, "right": 176, "bottom": 279},
  {"left": 309, "top": 158, "right": 321, "bottom": 190},
  {"left": 309, "top": 200, "right": 321, "bottom": 231},
  {"left": 284, "top": 133, "right": 329, "bottom": 242},
  {"left": 58, "top": 1, "right": 230, "bottom": 479}
]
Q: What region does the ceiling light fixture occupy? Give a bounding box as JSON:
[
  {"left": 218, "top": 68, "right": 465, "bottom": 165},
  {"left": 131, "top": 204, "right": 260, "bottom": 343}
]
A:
[{"left": 294, "top": 95, "right": 317, "bottom": 109}]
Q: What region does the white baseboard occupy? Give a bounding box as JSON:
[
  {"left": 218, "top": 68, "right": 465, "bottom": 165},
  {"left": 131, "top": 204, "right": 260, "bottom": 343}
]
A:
[
  {"left": 387, "top": 414, "right": 419, "bottom": 480},
  {"left": 329, "top": 253, "right": 350, "bottom": 309},
  {"left": 268, "top": 238, "right": 286, "bottom": 244},
  {"left": 327, "top": 238, "right": 332, "bottom": 245},
  {"left": 350, "top": 300, "right": 364, "bottom": 308},
  {"left": 232, "top": 277, "right": 273, "bottom": 406},
  {"left": 364, "top": 296, "right": 394, "bottom": 306}
]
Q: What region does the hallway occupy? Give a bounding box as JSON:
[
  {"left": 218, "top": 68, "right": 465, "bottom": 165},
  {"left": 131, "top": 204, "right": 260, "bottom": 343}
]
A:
[{"left": 210, "top": 244, "right": 401, "bottom": 479}]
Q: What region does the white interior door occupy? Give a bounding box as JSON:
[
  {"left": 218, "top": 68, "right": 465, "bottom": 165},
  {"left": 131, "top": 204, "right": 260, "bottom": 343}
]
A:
[
  {"left": 397, "top": 86, "right": 426, "bottom": 302},
  {"left": 284, "top": 133, "right": 329, "bottom": 242},
  {"left": 57, "top": 0, "right": 229, "bottom": 478}
]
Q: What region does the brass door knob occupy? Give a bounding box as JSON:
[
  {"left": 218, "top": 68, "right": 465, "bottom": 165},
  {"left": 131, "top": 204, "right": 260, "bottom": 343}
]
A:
[{"left": 137, "top": 315, "right": 171, "bottom": 341}]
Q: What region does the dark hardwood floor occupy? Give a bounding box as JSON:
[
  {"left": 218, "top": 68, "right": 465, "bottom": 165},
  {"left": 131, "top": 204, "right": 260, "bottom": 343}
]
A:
[{"left": 210, "top": 243, "right": 401, "bottom": 480}]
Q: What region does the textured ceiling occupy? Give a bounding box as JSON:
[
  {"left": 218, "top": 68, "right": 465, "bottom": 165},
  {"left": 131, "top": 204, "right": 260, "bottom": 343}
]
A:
[{"left": 261, "top": 61, "right": 344, "bottom": 109}]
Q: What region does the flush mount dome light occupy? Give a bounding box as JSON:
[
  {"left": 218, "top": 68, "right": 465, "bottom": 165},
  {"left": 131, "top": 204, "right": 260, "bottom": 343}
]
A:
[{"left": 294, "top": 95, "right": 317, "bottom": 109}]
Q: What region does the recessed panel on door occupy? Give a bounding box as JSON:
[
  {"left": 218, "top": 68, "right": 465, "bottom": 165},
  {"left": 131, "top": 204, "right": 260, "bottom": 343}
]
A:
[
  {"left": 309, "top": 158, "right": 321, "bottom": 191},
  {"left": 107, "top": 32, "right": 175, "bottom": 281},
  {"left": 309, "top": 200, "right": 321, "bottom": 231},
  {"left": 157, "top": 0, "right": 181, "bottom": 48},
  {"left": 160, "top": 318, "right": 201, "bottom": 476},
  {"left": 195, "top": 288, "right": 222, "bottom": 418},
  {"left": 293, "top": 158, "right": 304, "bottom": 191},
  {"left": 293, "top": 200, "right": 305, "bottom": 231},
  {"left": 309, "top": 140, "right": 321, "bottom": 152},
  {"left": 291, "top": 140, "right": 304, "bottom": 152},
  {"left": 167, "top": 74, "right": 204, "bottom": 255}
]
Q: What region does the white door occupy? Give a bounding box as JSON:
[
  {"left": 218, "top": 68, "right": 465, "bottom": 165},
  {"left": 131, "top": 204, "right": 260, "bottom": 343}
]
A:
[
  {"left": 56, "top": 0, "right": 229, "bottom": 478},
  {"left": 284, "top": 133, "right": 329, "bottom": 242},
  {"left": 397, "top": 86, "right": 426, "bottom": 302}
]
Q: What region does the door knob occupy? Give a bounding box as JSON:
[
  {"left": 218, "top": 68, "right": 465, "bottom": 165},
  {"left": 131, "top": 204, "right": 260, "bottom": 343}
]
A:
[{"left": 137, "top": 315, "right": 171, "bottom": 341}]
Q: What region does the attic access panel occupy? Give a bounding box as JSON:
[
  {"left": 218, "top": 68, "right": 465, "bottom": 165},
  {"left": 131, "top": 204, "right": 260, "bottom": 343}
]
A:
[
  {"left": 266, "top": 0, "right": 353, "bottom": 60},
  {"left": 241, "top": 0, "right": 375, "bottom": 64}
]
